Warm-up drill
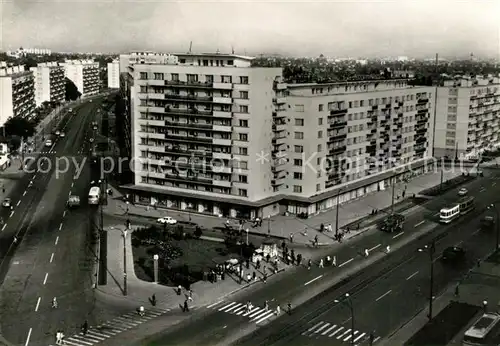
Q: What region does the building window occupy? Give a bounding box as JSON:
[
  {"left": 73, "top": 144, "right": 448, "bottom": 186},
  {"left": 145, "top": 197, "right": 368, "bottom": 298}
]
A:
[
  {"left": 171, "top": 73, "right": 179, "bottom": 81},
  {"left": 316, "top": 183, "right": 321, "bottom": 192},
  {"left": 295, "top": 104, "right": 305, "bottom": 112},
  {"left": 294, "top": 159, "right": 302, "bottom": 166},
  {"left": 318, "top": 130, "right": 323, "bottom": 138},
  {"left": 317, "top": 144, "right": 322, "bottom": 152},
  {"left": 187, "top": 74, "right": 198, "bottom": 83},
  {"left": 238, "top": 175, "right": 248, "bottom": 183},
  {"left": 294, "top": 145, "right": 303, "bottom": 153},
  {"left": 294, "top": 132, "right": 304, "bottom": 140},
  {"left": 140, "top": 85, "right": 147, "bottom": 93},
  {"left": 238, "top": 189, "right": 248, "bottom": 197},
  {"left": 293, "top": 172, "right": 303, "bottom": 180},
  {"left": 318, "top": 118, "right": 323, "bottom": 125},
  {"left": 446, "top": 123, "right": 456, "bottom": 130},
  {"left": 293, "top": 185, "right": 302, "bottom": 193},
  {"left": 318, "top": 104, "right": 324, "bottom": 112},
  {"left": 445, "top": 139, "right": 455, "bottom": 146},
  {"left": 221, "top": 75, "right": 232, "bottom": 83},
  {"left": 360, "top": 100, "right": 365, "bottom": 107},
  {"left": 153, "top": 73, "right": 164, "bottom": 80},
  {"left": 139, "top": 72, "right": 148, "bottom": 80},
  {"left": 238, "top": 147, "right": 248, "bottom": 155},
  {"left": 205, "top": 75, "right": 214, "bottom": 83},
  {"left": 239, "top": 105, "right": 249, "bottom": 113},
  {"left": 239, "top": 119, "right": 248, "bottom": 127},
  {"left": 239, "top": 133, "right": 248, "bottom": 141},
  {"left": 368, "top": 99, "right": 373, "bottom": 106},
  {"left": 239, "top": 76, "right": 249, "bottom": 84},
  {"left": 446, "top": 131, "right": 456, "bottom": 138},
  {"left": 295, "top": 118, "right": 304, "bottom": 126},
  {"left": 239, "top": 161, "right": 248, "bottom": 169},
  {"left": 239, "top": 91, "right": 249, "bottom": 99}
]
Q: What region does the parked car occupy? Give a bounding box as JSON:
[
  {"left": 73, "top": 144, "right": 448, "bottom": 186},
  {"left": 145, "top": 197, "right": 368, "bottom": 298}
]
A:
[
  {"left": 480, "top": 216, "right": 495, "bottom": 231},
  {"left": 442, "top": 246, "right": 466, "bottom": 264},
  {"left": 67, "top": 195, "right": 80, "bottom": 208},
  {"left": 2, "top": 198, "right": 11, "bottom": 208},
  {"left": 157, "top": 216, "right": 178, "bottom": 225},
  {"left": 458, "top": 188, "right": 468, "bottom": 196}
]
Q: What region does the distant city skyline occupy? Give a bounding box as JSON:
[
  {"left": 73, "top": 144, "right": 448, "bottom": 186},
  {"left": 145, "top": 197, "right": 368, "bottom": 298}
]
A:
[{"left": 2, "top": 0, "right": 499, "bottom": 59}]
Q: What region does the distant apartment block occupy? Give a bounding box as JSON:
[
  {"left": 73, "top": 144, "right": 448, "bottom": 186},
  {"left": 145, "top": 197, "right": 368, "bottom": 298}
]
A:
[
  {"left": 29, "top": 62, "right": 65, "bottom": 107},
  {"left": 6, "top": 47, "right": 52, "bottom": 59},
  {"left": 434, "top": 75, "right": 500, "bottom": 159},
  {"left": 61, "top": 60, "right": 100, "bottom": 97},
  {"left": 107, "top": 60, "right": 120, "bottom": 89},
  {"left": 0, "top": 63, "right": 36, "bottom": 126},
  {"left": 119, "top": 52, "right": 437, "bottom": 219}
]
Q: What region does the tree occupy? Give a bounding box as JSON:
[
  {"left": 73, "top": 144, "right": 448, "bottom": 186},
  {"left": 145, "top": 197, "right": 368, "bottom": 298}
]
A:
[
  {"left": 4, "top": 117, "right": 35, "bottom": 139},
  {"left": 65, "top": 77, "right": 81, "bottom": 101}
]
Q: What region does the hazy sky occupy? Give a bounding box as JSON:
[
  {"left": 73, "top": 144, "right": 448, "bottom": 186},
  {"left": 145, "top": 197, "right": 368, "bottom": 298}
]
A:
[{"left": 1, "top": 0, "right": 499, "bottom": 58}]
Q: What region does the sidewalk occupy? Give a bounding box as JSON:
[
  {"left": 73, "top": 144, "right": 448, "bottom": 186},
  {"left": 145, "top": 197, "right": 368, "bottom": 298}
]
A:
[
  {"left": 95, "top": 224, "right": 290, "bottom": 315},
  {"left": 380, "top": 255, "right": 500, "bottom": 346},
  {"left": 104, "top": 169, "right": 462, "bottom": 246}
]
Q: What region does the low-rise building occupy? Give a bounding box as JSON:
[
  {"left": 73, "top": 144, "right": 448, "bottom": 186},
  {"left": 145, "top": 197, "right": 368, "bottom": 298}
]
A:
[
  {"left": 107, "top": 59, "right": 120, "bottom": 89},
  {"left": 0, "top": 63, "right": 36, "bottom": 125},
  {"left": 434, "top": 75, "right": 500, "bottom": 159},
  {"left": 29, "top": 62, "right": 65, "bottom": 107}
]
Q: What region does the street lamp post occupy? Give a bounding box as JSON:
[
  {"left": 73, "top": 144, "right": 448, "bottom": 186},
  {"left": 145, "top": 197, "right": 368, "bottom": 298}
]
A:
[
  {"left": 153, "top": 254, "right": 159, "bottom": 283},
  {"left": 267, "top": 215, "right": 271, "bottom": 237},
  {"left": 487, "top": 204, "right": 499, "bottom": 252},
  {"left": 419, "top": 240, "right": 436, "bottom": 319},
  {"left": 122, "top": 229, "right": 128, "bottom": 296},
  {"left": 335, "top": 293, "right": 355, "bottom": 345},
  {"left": 335, "top": 188, "right": 341, "bottom": 238},
  {"left": 245, "top": 228, "right": 249, "bottom": 246}
]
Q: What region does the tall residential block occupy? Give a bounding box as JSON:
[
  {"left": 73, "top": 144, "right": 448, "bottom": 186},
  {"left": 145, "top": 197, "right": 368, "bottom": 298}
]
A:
[
  {"left": 434, "top": 75, "right": 500, "bottom": 159},
  {"left": 0, "top": 63, "right": 36, "bottom": 126},
  {"left": 120, "top": 53, "right": 437, "bottom": 218},
  {"left": 61, "top": 60, "right": 100, "bottom": 97},
  {"left": 107, "top": 60, "right": 120, "bottom": 89},
  {"left": 29, "top": 62, "right": 65, "bottom": 107}
]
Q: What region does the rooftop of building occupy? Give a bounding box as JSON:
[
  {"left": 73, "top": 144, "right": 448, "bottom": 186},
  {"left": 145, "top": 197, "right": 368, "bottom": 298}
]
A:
[
  {"left": 126, "top": 51, "right": 255, "bottom": 61},
  {"left": 0, "top": 65, "right": 32, "bottom": 78},
  {"left": 441, "top": 74, "right": 500, "bottom": 87},
  {"left": 288, "top": 78, "right": 411, "bottom": 88}
]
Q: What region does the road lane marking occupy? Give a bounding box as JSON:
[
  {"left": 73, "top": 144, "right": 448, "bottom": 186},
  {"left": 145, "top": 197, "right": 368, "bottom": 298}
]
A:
[
  {"left": 59, "top": 223, "right": 63, "bottom": 231},
  {"left": 368, "top": 244, "right": 380, "bottom": 252},
  {"left": 63, "top": 210, "right": 67, "bottom": 218},
  {"left": 23, "top": 190, "right": 27, "bottom": 196},
  {"left": 16, "top": 200, "right": 20, "bottom": 207},
  {"left": 68, "top": 191, "right": 72, "bottom": 197},
  {"left": 353, "top": 332, "right": 366, "bottom": 342},
  {"left": 415, "top": 220, "right": 425, "bottom": 227},
  {"left": 329, "top": 326, "right": 344, "bottom": 337},
  {"left": 375, "top": 290, "right": 392, "bottom": 302},
  {"left": 374, "top": 336, "right": 381, "bottom": 343},
  {"left": 303, "top": 322, "right": 324, "bottom": 335},
  {"left": 207, "top": 301, "right": 223, "bottom": 309},
  {"left": 71, "top": 182, "right": 74, "bottom": 187},
  {"left": 314, "top": 322, "right": 331, "bottom": 334},
  {"left": 30, "top": 180, "right": 34, "bottom": 185},
  {"left": 433, "top": 212, "right": 439, "bottom": 216},
  {"left": 9, "top": 211, "right": 14, "bottom": 217},
  {"left": 339, "top": 258, "right": 354, "bottom": 268},
  {"left": 25, "top": 328, "right": 32, "bottom": 346},
  {"left": 406, "top": 271, "right": 419, "bottom": 280},
  {"left": 455, "top": 241, "right": 463, "bottom": 247},
  {"left": 50, "top": 253, "right": 54, "bottom": 263},
  {"left": 55, "top": 236, "right": 59, "bottom": 245},
  {"left": 1, "top": 224, "right": 6, "bottom": 231},
  {"left": 35, "top": 297, "right": 41, "bottom": 312},
  {"left": 321, "top": 324, "right": 337, "bottom": 335},
  {"left": 337, "top": 329, "right": 351, "bottom": 339},
  {"left": 304, "top": 275, "right": 323, "bottom": 286},
  {"left": 43, "top": 273, "right": 48, "bottom": 285},
  {"left": 392, "top": 231, "right": 404, "bottom": 239}
]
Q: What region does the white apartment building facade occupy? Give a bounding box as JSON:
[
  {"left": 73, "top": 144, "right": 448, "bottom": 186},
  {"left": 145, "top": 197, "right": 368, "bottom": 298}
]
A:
[
  {"left": 0, "top": 64, "right": 36, "bottom": 126},
  {"left": 62, "top": 60, "right": 100, "bottom": 97},
  {"left": 434, "top": 75, "right": 500, "bottom": 159},
  {"left": 107, "top": 60, "right": 120, "bottom": 89},
  {"left": 120, "top": 53, "right": 438, "bottom": 218},
  {"left": 29, "top": 62, "right": 65, "bottom": 107}
]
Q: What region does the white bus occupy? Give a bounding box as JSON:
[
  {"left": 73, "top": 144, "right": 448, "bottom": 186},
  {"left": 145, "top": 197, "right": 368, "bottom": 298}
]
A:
[
  {"left": 440, "top": 204, "right": 460, "bottom": 223},
  {"left": 88, "top": 186, "right": 101, "bottom": 205},
  {"left": 463, "top": 313, "right": 500, "bottom": 345},
  {"left": 459, "top": 196, "right": 475, "bottom": 216}
]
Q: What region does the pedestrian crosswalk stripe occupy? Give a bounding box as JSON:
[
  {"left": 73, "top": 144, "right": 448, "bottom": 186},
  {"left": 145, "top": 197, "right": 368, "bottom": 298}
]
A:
[
  {"left": 321, "top": 324, "right": 336, "bottom": 335},
  {"left": 315, "top": 322, "right": 331, "bottom": 334},
  {"left": 254, "top": 311, "right": 275, "bottom": 324},
  {"left": 47, "top": 307, "right": 169, "bottom": 346},
  {"left": 329, "top": 326, "right": 344, "bottom": 337},
  {"left": 209, "top": 300, "right": 276, "bottom": 325},
  {"left": 354, "top": 332, "right": 365, "bottom": 342},
  {"left": 302, "top": 321, "right": 324, "bottom": 335},
  {"left": 302, "top": 320, "right": 378, "bottom": 344},
  {"left": 337, "top": 329, "right": 351, "bottom": 339}
]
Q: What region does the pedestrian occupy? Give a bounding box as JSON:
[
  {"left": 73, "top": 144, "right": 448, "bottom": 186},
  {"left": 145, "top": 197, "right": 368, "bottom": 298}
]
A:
[
  {"left": 276, "top": 305, "right": 280, "bottom": 315},
  {"left": 281, "top": 241, "right": 286, "bottom": 250},
  {"left": 151, "top": 294, "right": 157, "bottom": 306},
  {"left": 385, "top": 245, "right": 391, "bottom": 254},
  {"left": 177, "top": 285, "right": 182, "bottom": 295},
  {"left": 296, "top": 253, "right": 302, "bottom": 266},
  {"left": 252, "top": 271, "right": 256, "bottom": 281},
  {"left": 256, "top": 259, "right": 261, "bottom": 269},
  {"left": 332, "top": 255, "right": 337, "bottom": 266},
  {"left": 264, "top": 300, "right": 269, "bottom": 311},
  {"left": 55, "top": 331, "right": 61, "bottom": 345},
  {"left": 307, "top": 259, "right": 312, "bottom": 270},
  {"left": 289, "top": 233, "right": 294, "bottom": 243},
  {"left": 364, "top": 249, "right": 369, "bottom": 257},
  {"left": 287, "top": 303, "right": 292, "bottom": 315},
  {"left": 454, "top": 285, "right": 460, "bottom": 297},
  {"left": 52, "top": 297, "right": 58, "bottom": 308},
  {"left": 82, "top": 320, "right": 88, "bottom": 335},
  {"left": 183, "top": 300, "right": 189, "bottom": 312},
  {"left": 320, "top": 223, "right": 324, "bottom": 232},
  {"left": 314, "top": 235, "right": 318, "bottom": 247},
  {"left": 266, "top": 253, "right": 271, "bottom": 263},
  {"left": 188, "top": 289, "right": 193, "bottom": 301},
  {"left": 319, "top": 259, "right": 324, "bottom": 268},
  {"left": 262, "top": 273, "right": 267, "bottom": 283},
  {"left": 246, "top": 273, "right": 251, "bottom": 282}
]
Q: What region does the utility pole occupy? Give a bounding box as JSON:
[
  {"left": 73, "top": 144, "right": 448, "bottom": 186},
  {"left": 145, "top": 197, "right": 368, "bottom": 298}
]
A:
[
  {"left": 335, "top": 188, "right": 341, "bottom": 237},
  {"left": 428, "top": 240, "right": 436, "bottom": 319},
  {"left": 440, "top": 169, "right": 444, "bottom": 192},
  {"left": 391, "top": 175, "right": 396, "bottom": 215}
]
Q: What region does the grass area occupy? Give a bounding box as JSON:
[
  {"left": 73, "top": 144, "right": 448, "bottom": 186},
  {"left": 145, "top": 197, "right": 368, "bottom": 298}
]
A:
[{"left": 132, "top": 225, "right": 252, "bottom": 288}]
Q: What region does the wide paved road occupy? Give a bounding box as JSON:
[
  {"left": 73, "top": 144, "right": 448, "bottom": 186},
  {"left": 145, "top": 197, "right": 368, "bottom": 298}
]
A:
[
  {"left": 141, "top": 170, "right": 500, "bottom": 346},
  {"left": 0, "top": 97, "right": 107, "bottom": 346}
]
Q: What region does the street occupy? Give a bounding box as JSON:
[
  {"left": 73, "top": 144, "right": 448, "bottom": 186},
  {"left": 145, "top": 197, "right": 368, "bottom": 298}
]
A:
[
  {"left": 139, "top": 170, "right": 500, "bottom": 346},
  {"left": 0, "top": 98, "right": 106, "bottom": 345}
]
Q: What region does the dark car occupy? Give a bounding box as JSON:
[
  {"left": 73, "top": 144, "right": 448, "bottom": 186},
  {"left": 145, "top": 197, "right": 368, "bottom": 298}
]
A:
[
  {"left": 442, "top": 246, "right": 466, "bottom": 263},
  {"left": 378, "top": 214, "right": 405, "bottom": 233},
  {"left": 480, "top": 216, "right": 495, "bottom": 231}
]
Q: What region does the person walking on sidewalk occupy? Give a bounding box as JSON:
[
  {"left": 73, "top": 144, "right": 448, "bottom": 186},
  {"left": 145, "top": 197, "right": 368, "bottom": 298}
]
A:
[
  {"left": 314, "top": 235, "right": 319, "bottom": 247},
  {"left": 183, "top": 299, "right": 189, "bottom": 312},
  {"left": 289, "top": 233, "right": 294, "bottom": 243},
  {"left": 319, "top": 259, "right": 324, "bottom": 268},
  {"left": 307, "top": 259, "right": 312, "bottom": 270}
]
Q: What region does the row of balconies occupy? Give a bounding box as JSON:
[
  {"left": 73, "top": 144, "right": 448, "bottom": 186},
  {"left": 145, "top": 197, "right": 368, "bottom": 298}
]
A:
[
  {"left": 143, "top": 93, "right": 234, "bottom": 105},
  {"left": 154, "top": 80, "right": 234, "bottom": 91},
  {"left": 141, "top": 106, "right": 234, "bottom": 119}
]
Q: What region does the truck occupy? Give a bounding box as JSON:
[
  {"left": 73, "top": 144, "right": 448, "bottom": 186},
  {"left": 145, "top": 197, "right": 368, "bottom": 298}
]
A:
[
  {"left": 378, "top": 213, "right": 405, "bottom": 233},
  {"left": 67, "top": 195, "right": 81, "bottom": 208}
]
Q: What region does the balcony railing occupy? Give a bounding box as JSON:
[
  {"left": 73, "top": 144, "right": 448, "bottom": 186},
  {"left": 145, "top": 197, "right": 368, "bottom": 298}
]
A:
[
  {"left": 164, "top": 107, "right": 213, "bottom": 116},
  {"left": 164, "top": 94, "right": 213, "bottom": 102},
  {"left": 164, "top": 121, "right": 213, "bottom": 130},
  {"left": 166, "top": 134, "right": 213, "bottom": 144},
  {"left": 165, "top": 80, "right": 212, "bottom": 88}
]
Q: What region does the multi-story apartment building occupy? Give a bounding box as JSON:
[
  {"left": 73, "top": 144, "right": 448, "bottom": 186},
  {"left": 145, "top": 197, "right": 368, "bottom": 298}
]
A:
[
  {"left": 282, "top": 80, "right": 435, "bottom": 214},
  {"left": 107, "top": 59, "right": 120, "bottom": 89},
  {"left": 6, "top": 47, "right": 52, "bottom": 58},
  {"left": 434, "top": 75, "right": 500, "bottom": 159},
  {"left": 29, "top": 62, "right": 65, "bottom": 107},
  {"left": 0, "top": 63, "right": 36, "bottom": 126},
  {"left": 61, "top": 60, "right": 100, "bottom": 97},
  {"left": 120, "top": 53, "right": 437, "bottom": 219}
]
